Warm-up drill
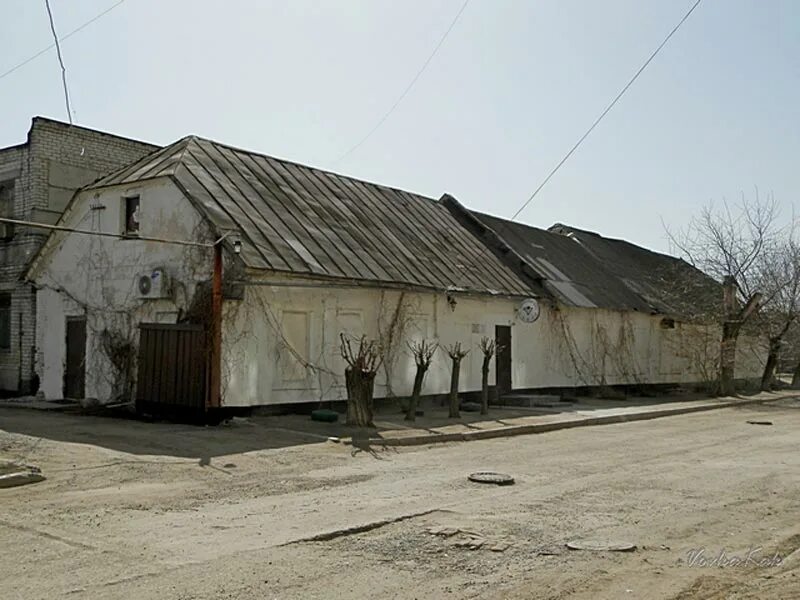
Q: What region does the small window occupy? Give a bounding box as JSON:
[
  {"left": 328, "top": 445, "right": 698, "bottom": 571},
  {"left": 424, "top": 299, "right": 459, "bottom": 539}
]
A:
[
  {"left": 0, "top": 294, "right": 10, "bottom": 350},
  {"left": 124, "top": 195, "right": 140, "bottom": 236},
  {"left": 660, "top": 317, "right": 676, "bottom": 330},
  {"left": 0, "top": 181, "right": 13, "bottom": 240}
]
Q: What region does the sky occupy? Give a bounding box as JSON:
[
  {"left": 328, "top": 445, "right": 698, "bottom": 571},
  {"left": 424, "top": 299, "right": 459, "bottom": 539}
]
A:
[{"left": 1, "top": 0, "right": 798, "bottom": 254}]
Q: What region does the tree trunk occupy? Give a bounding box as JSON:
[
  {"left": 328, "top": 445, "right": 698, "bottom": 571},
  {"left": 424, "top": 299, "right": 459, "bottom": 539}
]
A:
[
  {"left": 760, "top": 338, "right": 780, "bottom": 391},
  {"left": 792, "top": 360, "right": 800, "bottom": 390},
  {"left": 405, "top": 364, "right": 428, "bottom": 421},
  {"left": 719, "top": 321, "right": 739, "bottom": 396},
  {"left": 480, "top": 355, "right": 490, "bottom": 415},
  {"left": 449, "top": 358, "right": 461, "bottom": 418},
  {"left": 345, "top": 367, "right": 375, "bottom": 427}
]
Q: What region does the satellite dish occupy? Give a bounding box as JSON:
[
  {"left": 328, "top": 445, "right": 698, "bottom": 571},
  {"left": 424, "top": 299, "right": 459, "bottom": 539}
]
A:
[
  {"left": 138, "top": 274, "right": 152, "bottom": 296},
  {"left": 518, "top": 298, "right": 540, "bottom": 323}
]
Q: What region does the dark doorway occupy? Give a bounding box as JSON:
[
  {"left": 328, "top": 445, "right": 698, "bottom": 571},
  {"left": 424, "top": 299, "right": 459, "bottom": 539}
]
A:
[
  {"left": 64, "top": 317, "right": 87, "bottom": 399},
  {"left": 495, "top": 325, "right": 512, "bottom": 396}
]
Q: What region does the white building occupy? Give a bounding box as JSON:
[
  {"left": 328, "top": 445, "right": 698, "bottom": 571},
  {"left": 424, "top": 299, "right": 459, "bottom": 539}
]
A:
[{"left": 26, "top": 136, "right": 765, "bottom": 412}]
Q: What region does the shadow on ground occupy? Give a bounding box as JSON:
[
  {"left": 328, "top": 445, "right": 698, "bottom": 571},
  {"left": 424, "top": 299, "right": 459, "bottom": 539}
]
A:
[
  {"left": 0, "top": 408, "right": 343, "bottom": 460},
  {"left": 4, "top": 393, "right": 787, "bottom": 462}
]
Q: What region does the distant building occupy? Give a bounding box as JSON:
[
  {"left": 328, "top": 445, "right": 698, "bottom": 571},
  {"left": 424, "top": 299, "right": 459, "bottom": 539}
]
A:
[
  {"left": 26, "top": 135, "right": 766, "bottom": 411},
  {"left": 0, "top": 118, "right": 156, "bottom": 393}
]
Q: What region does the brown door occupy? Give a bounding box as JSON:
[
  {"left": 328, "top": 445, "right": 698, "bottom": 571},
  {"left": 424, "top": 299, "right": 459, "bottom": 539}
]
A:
[
  {"left": 495, "top": 325, "right": 512, "bottom": 395},
  {"left": 64, "top": 317, "right": 86, "bottom": 399},
  {"left": 136, "top": 324, "right": 207, "bottom": 417}
]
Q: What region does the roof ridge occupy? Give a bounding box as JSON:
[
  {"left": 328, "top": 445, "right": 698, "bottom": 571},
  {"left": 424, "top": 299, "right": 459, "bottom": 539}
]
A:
[
  {"left": 86, "top": 136, "right": 194, "bottom": 190},
  {"left": 185, "top": 135, "right": 441, "bottom": 206},
  {"left": 551, "top": 222, "right": 685, "bottom": 262}
]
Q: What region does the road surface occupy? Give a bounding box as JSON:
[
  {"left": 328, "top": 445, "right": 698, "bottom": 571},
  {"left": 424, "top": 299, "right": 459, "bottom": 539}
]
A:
[{"left": 1, "top": 399, "right": 799, "bottom": 599}]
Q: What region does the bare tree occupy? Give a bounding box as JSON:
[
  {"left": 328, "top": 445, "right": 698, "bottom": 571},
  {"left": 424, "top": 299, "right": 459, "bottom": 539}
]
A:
[
  {"left": 446, "top": 342, "right": 470, "bottom": 418},
  {"left": 340, "top": 334, "right": 382, "bottom": 427},
  {"left": 405, "top": 340, "right": 438, "bottom": 421},
  {"left": 754, "top": 235, "right": 800, "bottom": 389},
  {"left": 478, "top": 337, "right": 497, "bottom": 415},
  {"left": 667, "top": 194, "right": 779, "bottom": 395}
]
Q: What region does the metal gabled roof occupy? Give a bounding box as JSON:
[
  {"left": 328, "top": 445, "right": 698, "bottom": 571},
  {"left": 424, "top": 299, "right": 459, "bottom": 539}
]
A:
[
  {"left": 89, "top": 136, "right": 533, "bottom": 297},
  {"left": 548, "top": 223, "right": 720, "bottom": 317},
  {"left": 463, "top": 211, "right": 655, "bottom": 311}
]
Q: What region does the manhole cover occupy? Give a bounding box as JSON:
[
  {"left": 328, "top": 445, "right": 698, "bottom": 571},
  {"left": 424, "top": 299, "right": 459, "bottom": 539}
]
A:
[
  {"left": 566, "top": 539, "right": 636, "bottom": 552},
  {"left": 468, "top": 472, "right": 515, "bottom": 485}
]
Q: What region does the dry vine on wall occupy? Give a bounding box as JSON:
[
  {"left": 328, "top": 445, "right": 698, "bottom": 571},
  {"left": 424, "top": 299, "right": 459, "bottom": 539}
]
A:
[
  {"left": 376, "top": 291, "right": 417, "bottom": 398},
  {"left": 42, "top": 214, "right": 223, "bottom": 404},
  {"left": 545, "top": 306, "right": 646, "bottom": 392}
]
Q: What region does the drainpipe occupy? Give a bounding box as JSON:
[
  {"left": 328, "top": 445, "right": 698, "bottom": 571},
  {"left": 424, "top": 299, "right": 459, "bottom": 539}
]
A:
[{"left": 208, "top": 241, "right": 223, "bottom": 410}]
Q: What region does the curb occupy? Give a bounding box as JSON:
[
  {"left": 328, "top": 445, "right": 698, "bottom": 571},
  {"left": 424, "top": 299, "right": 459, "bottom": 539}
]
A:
[{"left": 349, "top": 396, "right": 785, "bottom": 448}]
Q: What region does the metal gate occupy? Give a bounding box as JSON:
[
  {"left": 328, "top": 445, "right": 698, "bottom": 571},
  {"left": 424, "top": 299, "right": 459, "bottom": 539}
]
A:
[{"left": 136, "top": 323, "right": 207, "bottom": 416}]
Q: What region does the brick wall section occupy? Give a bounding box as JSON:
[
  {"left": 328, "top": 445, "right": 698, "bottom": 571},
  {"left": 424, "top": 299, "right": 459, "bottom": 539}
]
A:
[{"left": 0, "top": 118, "right": 157, "bottom": 393}]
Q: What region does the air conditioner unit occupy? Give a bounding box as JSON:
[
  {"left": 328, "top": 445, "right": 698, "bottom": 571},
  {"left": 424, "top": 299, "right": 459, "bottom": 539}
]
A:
[{"left": 137, "top": 268, "right": 171, "bottom": 299}]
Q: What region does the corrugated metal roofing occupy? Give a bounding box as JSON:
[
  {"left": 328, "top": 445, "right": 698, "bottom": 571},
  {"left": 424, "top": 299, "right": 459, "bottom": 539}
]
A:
[{"left": 90, "top": 137, "right": 533, "bottom": 296}]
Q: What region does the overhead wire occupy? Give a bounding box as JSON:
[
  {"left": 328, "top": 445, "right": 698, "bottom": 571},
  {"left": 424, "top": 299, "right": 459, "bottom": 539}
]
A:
[
  {"left": 458, "top": 0, "right": 704, "bottom": 299},
  {"left": 0, "top": 0, "right": 126, "bottom": 82},
  {"left": 332, "top": 0, "right": 470, "bottom": 166},
  {"left": 509, "top": 0, "right": 703, "bottom": 221}
]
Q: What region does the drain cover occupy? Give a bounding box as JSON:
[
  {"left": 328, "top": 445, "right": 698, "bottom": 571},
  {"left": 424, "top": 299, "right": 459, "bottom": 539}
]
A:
[{"left": 468, "top": 472, "right": 515, "bottom": 485}]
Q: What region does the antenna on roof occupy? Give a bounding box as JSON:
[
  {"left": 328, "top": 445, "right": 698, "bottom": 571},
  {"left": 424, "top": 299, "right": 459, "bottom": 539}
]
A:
[{"left": 44, "top": 0, "right": 74, "bottom": 125}]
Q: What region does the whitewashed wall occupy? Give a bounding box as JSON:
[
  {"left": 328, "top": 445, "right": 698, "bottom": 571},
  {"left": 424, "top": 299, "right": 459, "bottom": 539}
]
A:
[
  {"left": 33, "top": 178, "right": 213, "bottom": 401},
  {"left": 221, "top": 281, "right": 767, "bottom": 407}
]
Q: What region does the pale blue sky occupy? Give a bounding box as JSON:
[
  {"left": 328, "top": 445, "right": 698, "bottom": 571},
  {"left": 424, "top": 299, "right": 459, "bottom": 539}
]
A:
[{"left": 1, "top": 0, "right": 797, "bottom": 253}]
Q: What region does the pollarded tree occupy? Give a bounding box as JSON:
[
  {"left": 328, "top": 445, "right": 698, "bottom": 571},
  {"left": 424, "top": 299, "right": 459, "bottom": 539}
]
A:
[
  {"left": 340, "top": 334, "right": 382, "bottom": 427},
  {"left": 446, "top": 342, "right": 470, "bottom": 418},
  {"left": 405, "top": 340, "right": 438, "bottom": 422},
  {"left": 478, "top": 337, "right": 497, "bottom": 415},
  {"left": 667, "top": 194, "right": 779, "bottom": 395}
]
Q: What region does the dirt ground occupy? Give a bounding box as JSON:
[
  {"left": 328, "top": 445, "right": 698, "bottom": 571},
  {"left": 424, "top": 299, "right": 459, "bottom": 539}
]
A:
[{"left": 1, "top": 398, "right": 799, "bottom": 599}]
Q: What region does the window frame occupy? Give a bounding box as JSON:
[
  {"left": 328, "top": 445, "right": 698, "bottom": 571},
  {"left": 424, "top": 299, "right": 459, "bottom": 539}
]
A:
[
  {"left": 122, "top": 194, "right": 141, "bottom": 237},
  {"left": 0, "top": 180, "right": 14, "bottom": 241}
]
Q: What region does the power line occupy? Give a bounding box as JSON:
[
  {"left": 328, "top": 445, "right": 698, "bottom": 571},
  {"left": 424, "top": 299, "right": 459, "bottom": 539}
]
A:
[
  {"left": 0, "top": 216, "right": 217, "bottom": 248},
  {"left": 332, "top": 0, "right": 470, "bottom": 166},
  {"left": 0, "top": 0, "right": 126, "bottom": 83},
  {"left": 460, "top": 0, "right": 704, "bottom": 297},
  {"left": 510, "top": 0, "right": 703, "bottom": 221},
  {"left": 44, "top": 0, "right": 74, "bottom": 124}
]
